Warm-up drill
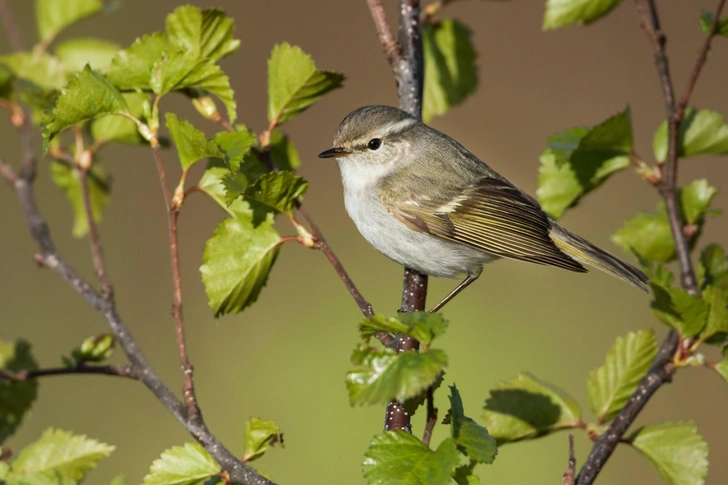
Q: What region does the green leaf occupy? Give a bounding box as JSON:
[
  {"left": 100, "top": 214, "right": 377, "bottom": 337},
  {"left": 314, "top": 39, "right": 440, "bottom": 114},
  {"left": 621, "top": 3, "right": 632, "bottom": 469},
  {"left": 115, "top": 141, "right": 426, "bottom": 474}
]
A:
[
  {"left": 200, "top": 214, "right": 280, "bottom": 316},
  {"left": 543, "top": 0, "right": 623, "bottom": 29},
  {"left": 50, "top": 162, "right": 110, "bottom": 238},
  {"left": 714, "top": 358, "right": 728, "bottom": 383},
  {"left": 106, "top": 32, "right": 171, "bottom": 91},
  {"left": 91, "top": 92, "right": 147, "bottom": 145},
  {"left": 653, "top": 108, "right": 728, "bottom": 162},
  {"left": 452, "top": 462, "right": 481, "bottom": 485},
  {"left": 4, "top": 471, "right": 77, "bottom": 485},
  {"left": 422, "top": 19, "right": 477, "bottom": 122},
  {"left": 629, "top": 421, "right": 708, "bottom": 485},
  {"left": 239, "top": 171, "right": 308, "bottom": 215},
  {"left": 587, "top": 329, "right": 657, "bottom": 422},
  {"left": 537, "top": 108, "right": 632, "bottom": 219},
  {"left": 650, "top": 282, "right": 709, "bottom": 336},
  {"left": 701, "top": 286, "right": 728, "bottom": 343},
  {"left": 151, "top": 53, "right": 236, "bottom": 123},
  {"left": 346, "top": 345, "right": 447, "bottom": 406},
  {"left": 36, "top": 0, "right": 104, "bottom": 42},
  {"left": 680, "top": 179, "right": 718, "bottom": 225},
  {"left": 482, "top": 373, "right": 581, "bottom": 443},
  {"left": 54, "top": 38, "right": 121, "bottom": 73},
  {"left": 197, "top": 162, "right": 260, "bottom": 217},
  {"left": 242, "top": 418, "right": 283, "bottom": 463},
  {"left": 267, "top": 43, "right": 344, "bottom": 124},
  {"left": 12, "top": 428, "right": 114, "bottom": 481},
  {"left": 165, "top": 113, "right": 223, "bottom": 170},
  {"left": 143, "top": 442, "right": 219, "bottom": 485},
  {"left": 213, "top": 129, "right": 258, "bottom": 174},
  {"left": 0, "top": 339, "right": 38, "bottom": 444},
  {"left": 358, "top": 312, "right": 448, "bottom": 346},
  {"left": 73, "top": 334, "right": 115, "bottom": 363},
  {"left": 0, "top": 52, "right": 66, "bottom": 90},
  {"left": 698, "top": 244, "right": 728, "bottom": 290},
  {"left": 699, "top": 11, "right": 728, "bottom": 38},
  {"left": 42, "top": 66, "right": 129, "bottom": 151},
  {"left": 363, "top": 431, "right": 459, "bottom": 485},
  {"left": 165, "top": 6, "right": 240, "bottom": 62},
  {"left": 269, "top": 130, "right": 301, "bottom": 170},
  {"left": 611, "top": 204, "right": 674, "bottom": 262},
  {"left": 447, "top": 385, "right": 497, "bottom": 464},
  {"left": 109, "top": 474, "right": 126, "bottom": 485}
]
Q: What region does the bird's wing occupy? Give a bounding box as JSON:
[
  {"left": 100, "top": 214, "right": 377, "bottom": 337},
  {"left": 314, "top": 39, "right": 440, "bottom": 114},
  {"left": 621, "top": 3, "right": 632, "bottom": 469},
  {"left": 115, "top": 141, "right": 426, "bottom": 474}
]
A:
[{"left": 381, "top": 176, "right": 586, "bottom": 272}]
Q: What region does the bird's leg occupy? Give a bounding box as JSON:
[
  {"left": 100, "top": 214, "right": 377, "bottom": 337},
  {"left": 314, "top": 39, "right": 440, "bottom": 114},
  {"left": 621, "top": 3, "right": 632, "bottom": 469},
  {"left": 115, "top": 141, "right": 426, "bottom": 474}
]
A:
[{"left": 428, "top": 274, "right": 479, "bottom": 313}]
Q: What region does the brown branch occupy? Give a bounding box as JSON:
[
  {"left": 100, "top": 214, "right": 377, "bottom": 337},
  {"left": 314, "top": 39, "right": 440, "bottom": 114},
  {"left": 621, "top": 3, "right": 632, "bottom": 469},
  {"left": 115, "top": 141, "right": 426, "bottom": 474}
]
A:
[
  {"left": 79, "top": 164, "right": 113, "bottom": 298},
  {"left": 421, "top": 386, "right": 437, "bottom": 446},
  {"left": 0, "top": 364, "right": 138, "bottom": 382},
  {"left": 564, "top": 435, "right": 576, "bottom": 485},
  {"left": 0, "top": 0, "right": 23, "bottom": 52},
  {"left": 366, "top": 0, "right": 402, "bottom": 67}
]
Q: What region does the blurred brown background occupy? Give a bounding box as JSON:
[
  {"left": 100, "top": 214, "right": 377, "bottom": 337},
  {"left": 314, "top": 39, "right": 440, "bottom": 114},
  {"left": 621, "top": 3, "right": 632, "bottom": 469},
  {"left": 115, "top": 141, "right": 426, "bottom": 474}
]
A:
[{"left": 1, "top": 1, "right": 727, "bottom": 483}]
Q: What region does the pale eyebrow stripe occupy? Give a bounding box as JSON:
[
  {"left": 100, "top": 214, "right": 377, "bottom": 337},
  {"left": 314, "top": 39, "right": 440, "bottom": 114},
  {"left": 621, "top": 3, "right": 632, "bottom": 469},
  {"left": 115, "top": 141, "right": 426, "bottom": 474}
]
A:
[{"left": 351, "top": 118, "right": 418, "bottom": 146}]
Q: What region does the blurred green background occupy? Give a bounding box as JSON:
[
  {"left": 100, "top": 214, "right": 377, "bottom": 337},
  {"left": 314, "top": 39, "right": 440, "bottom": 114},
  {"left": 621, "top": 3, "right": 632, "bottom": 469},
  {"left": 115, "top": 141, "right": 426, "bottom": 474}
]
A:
[{"left": 1, "top": 0, "right": 728, "bottom": 483}]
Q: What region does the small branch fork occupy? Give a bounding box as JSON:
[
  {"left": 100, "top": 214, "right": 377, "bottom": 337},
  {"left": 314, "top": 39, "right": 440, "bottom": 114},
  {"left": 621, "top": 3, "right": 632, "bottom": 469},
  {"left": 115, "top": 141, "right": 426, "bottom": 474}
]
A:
[{"left": 576, "top": 1, "right": 726, "bottom": 484}]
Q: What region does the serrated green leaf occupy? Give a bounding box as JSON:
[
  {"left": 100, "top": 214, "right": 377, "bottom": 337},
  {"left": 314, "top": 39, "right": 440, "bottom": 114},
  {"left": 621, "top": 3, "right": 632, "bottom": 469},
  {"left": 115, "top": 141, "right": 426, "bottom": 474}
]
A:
[
  {"left": 612, "top": 202, "right": 674, "bottom": 262},
  {"left": 700, "top": 11, "right": 728, "bottom": 37},
  {"left": 422, "top": 19, "right": 477, "bottom": 122},
  {"left": 714, "top": 358, "right": 728, "bottom": 383},
  {"left": 197, "top": 162, "right": 261, "bottom": 217},
  {"left": 698, "top": 244, "right": 728, "bottom": 290},
  {"left": 165, "top": 6, "right": 240, "bottom": 62},
  {"left": 242, "top": 418, "right": 283, "bottom": 463},
  {"left": 165, "top": 113, "right": 223, "bottom": 170},
  {"left": 482, "top": 373, "right": 581, "bottom": 443},
  {"left": 363, "top": 431, "right": 459, "bottom": 485},
  {"left": 36, "top": 0, "right": 104, "bottom": 42},
  {"left": 267, "top": 43, "right": 344, "bottom": 124},
  {"left": 0, "top": 52, "right": 66, "bottom": 90},
  {"left": 543, "top": 0, "right": 623, "bottom": 30},
  {"left": 629, "top": 421, "right": 708, "bottom": 485},
  {"left": 50, "top": 162, "right": 110, "bottom": 238},
  {"left": 358, "top": 312, "right": 448, "bottom": 346},
  {"left": 91, "top": 92, "right": 147, "bottom": 145},
  {"left": 12, "top": 428, "right": 114, "bottom": 481},
  {"left": 200, "top": 214, "right": 280, "bottom": 317},
  {"left": 654, "top": 108, "right": 728, "bottom": 162},
  {"left": 237, "top": 172, "right": 308, "bottom": 215},
  {"left": 269, "top": 130, "right": 300, "bottom": 170},
  {"left": 3, "top": 471, "right": 77, "bottom": 485},
  {"left": 680, "top": 179, "right": 718, "bottom": 225},
  {"left": 54, "top": 38, "right": 121, "bottom": 73},
  {"left": 346, "top": 345, "right": 447, "bottom": 406},
  {"left": 701, "top": 286, "right": 728, "bottom": 343},
  {"left": 143, "top": 442, "right": 219, "bottom": 485},
  {"left": 452, "top": 462, "right": 481, "bottom": 485},
  {"left": 650, "top": 282, "right": 710, "bottom": 336},
  {"left": 0, "top": 339, "right": 38, "bottom": 444},
  {"left": 537, "top": 109, "right": 632, "bottom": 219},
  {"left": 587, "top": 329, "right": 657, "bottom": 422},
  {"left": 42, "top": 66, "right": 129, "bottom": 151},
  {"left": 106, "top": 32, "right": 171, "bottom": 91},
  {"left": 448, "top": 385, "right": 497, "bottom": 464},
  {"left": 214, "top": 129, "right": 258, "bottom": 174}
]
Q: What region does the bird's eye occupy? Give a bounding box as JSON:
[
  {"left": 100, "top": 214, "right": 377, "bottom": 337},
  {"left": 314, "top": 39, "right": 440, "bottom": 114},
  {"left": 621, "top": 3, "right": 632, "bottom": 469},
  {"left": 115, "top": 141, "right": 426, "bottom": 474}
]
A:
[{"left": 368, "top": 138, "right": 382, "bottom": 150}]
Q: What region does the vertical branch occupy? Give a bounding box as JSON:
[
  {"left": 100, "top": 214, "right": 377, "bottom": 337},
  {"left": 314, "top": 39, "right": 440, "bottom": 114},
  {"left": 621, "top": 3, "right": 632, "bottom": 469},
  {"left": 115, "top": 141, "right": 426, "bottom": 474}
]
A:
[
  {"left": 0, "top": 0, "right": 23, "bottom": 52},
  {"left": 78, "top": 165, "right": 113, "bottom": 298},
  {"left": 563, "top": 435, "right": 576, "bottom": 485}
]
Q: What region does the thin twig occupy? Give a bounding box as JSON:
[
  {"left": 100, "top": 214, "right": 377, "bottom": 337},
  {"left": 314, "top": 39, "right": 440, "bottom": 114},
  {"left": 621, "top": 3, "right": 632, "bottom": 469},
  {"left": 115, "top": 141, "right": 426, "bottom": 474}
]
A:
[
  {"left": 0, "top": 0, "right": 23, "bottom": 52},
  {"left": 421, "top": 387, "right": 437, "bottom": 445},
  {"left": 0, "top": 365, "right": 137, "bottom": 381},
  {"left": 366, "top": 0, "right": 402, "bottom": 67},
  {"left": 563, "top": 435, "right": 576, "bottom": 485},
  {"left": 79, "top": 163, "right": 113, "bottom": 298}
]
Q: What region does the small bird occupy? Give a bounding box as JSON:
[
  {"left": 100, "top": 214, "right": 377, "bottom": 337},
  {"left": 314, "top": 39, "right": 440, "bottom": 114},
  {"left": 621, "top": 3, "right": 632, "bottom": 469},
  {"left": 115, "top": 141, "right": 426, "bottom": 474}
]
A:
[{"left": 319, "top": 105, "right": 648, "bottom": 312}]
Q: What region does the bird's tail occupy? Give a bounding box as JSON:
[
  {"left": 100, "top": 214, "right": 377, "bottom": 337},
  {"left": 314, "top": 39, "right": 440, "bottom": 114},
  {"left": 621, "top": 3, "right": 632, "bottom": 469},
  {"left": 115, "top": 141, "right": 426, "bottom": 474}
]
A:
[{"left": 549, "top": 223, "right": 649, "bottom": 291}]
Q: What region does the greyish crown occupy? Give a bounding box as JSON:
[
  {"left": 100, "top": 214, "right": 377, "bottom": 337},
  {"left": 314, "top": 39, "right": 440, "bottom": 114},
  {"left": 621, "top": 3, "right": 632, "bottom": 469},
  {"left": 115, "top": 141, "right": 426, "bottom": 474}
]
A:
[{"left": 333, "top": 105, "right": 418, "bottom": 148}]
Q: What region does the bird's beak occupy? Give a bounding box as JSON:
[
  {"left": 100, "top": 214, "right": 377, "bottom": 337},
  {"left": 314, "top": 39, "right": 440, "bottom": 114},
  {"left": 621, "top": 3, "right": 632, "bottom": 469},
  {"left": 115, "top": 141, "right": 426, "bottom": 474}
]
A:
[{"left": 318, "top": 147, "right": 351, "bottom": 159}]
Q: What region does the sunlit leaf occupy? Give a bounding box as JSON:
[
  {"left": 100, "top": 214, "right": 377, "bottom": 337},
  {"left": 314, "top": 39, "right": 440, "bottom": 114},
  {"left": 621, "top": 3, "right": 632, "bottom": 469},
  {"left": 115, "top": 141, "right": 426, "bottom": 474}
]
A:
[
  {"left": 106, "top": 32, "right": 171, "bottom": 91},
  {"left": 650, "top": 282, "right": 709, "bottom": 337},
  {"left": 543, "top": 0, "right": 623, "bottom": 29},
  {"left": 447, "top": 385, "right": 497, "bottom": 464},
  {"left": 54, "top": 38, "right": 121, "bottom": 73},
  {"left": 72, "top": 334, "right": 115, "bottom": 363},
  {"left": 701, "top": 286, "right": 728, "bottom": 343},
  {"left": 165, "top": 6, "right": 240, "bottom": 62},
  {"left": 363, "top": 431, "right": 459, "bottom": 485},
  {"left": 0, "top": 52, "right": 66, "bottom": 90},
  {"left": 422, "top": 19, "right": 477, "bottom": 122},
  {"left": 50, "top": 162, "right": 110, "bottom": 238},
  {"left": 714, "top": 358, "right": 728, "bottom": 383},
  {"left": 699, "top": 11, "right": 728, "bottom": 37},
  {"left": 214, "top": 129, "right": 258, "bottom": 174},
  {"left": 0, "top": 339, "right": 38, "bottom": 444},
  {"left": 197, "top": 162, "right": 261, "bottom": 217},
  {"left": 358, "top": 312, "right": 448, "bottom": 346},
  {"left": 36, "top": 0, "right": 104, "bottom": 42},
  {"left": 653, "top": 108, "right": 728, "bottom": 162},
  {"left": 698, "top": 244, "right": 728, "bottom": 290},
  {"left": 242, "top": 418, "right": 283, "bottom": 463},
  {"left": 587, "top": 329, "right": 657, "bottom": 422},
  {"left": 629, "top": 421, "right": 708, "bottom": 485},
  {"left": 267, "top": 43, "right": 344, "bottom": 124},
  {"left": 165, "top": 113, "right": 223, "bottom": 170},
  {"left": 680, "top": 179, "right": 718, "bottom": 225},
  {"left": 482, "top": 374, "right": 581, "bottom": 443},
  {"left": 143, "top": 442, "right": 219, "bottom": 485},
  {"left": 238, "top": 171, "right": 308, "bottom": 215},
  {"left": 91, "top": 92, "right": 147, "bottom": 145}
]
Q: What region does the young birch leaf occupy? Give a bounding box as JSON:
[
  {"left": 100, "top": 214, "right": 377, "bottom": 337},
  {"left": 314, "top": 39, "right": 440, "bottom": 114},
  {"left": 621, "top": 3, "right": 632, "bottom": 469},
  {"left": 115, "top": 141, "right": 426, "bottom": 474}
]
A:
[
  {"left": 700, "top": 11, "right": 728, "bottom": 37},
  {"left": 165, "top": 6, "right": 240, "bottom": 62},
  {"left": 240, "top": 172, "right": 308, "bottom": 215},
  {"left": 543, "top": 0, "right": 623, "bottom": 29},
  {"left": 680, "top": 179, "right": 718, "bottom": 225},
  {"left": 165, "top": 113, "right": 223, "bottom": 170},
  {"left": 537, "top": 108, "right": 632, "bottom": 219},
  {"left": 714, "top": 358, "right": 728, "bottom": 383},
  {"left": 50, "top": 162, "right": 110, "bottom": 238},
  {"left": 36, "top": 0, "right": 104, "bottom": 42},
  {"left": 106, "top": 32, "right": 171, "bottom": 91},
  {"left": 269, "top": 130, "right": 301, "bottom": 170},
  {"left": 214, "top": 129, "right": 258, "bottom": 174},
  {"left": 359, "top": 312, "right": 448, "bottom": 346},
  {"left": 110, "top": 474, "right": 126, "bottom": 485},
  {"left": 629, "top": 421, "right": 708, "bottom": 485},
  {"left": 448, "top": 385, "right": 497, "bottom": 464},
  {"left": 422, "top": 19, "right": 477, "bottom": 122},
  {"left": 242, "top": 418, "right": 283, "bottom": 463},
  {"left": 346, "top": 345, "right": 447, "bottom": 405},
  {"left": 143, "top": 442, "right": 219, "bottom": 485},
  {"left": 701, "top": 286, "right": 728, "bottom": 343},
  {"left": 200, "top": 213, "right": 280, "bottom": 316},
  {"left": 0, "top": 52, "right": 67, "bottom": 90},
  {"left": 612, "top": 203, "right": 674, "bottom": 262},
  {"left": 12, "top": 428, "right": 114, "bottom": 481},
  {"left": 452, "top": 462, "right": 481, "bottom": 485},
  {"left": 197, "top": 162, "right": 261, "bottom": 217},
  {"left": 698, "top": 244, "right": 728, "bottom": 290},
  {"left": 363, "top": 431, "right": 459, "bottom": 485},
  {"left": 267, "top": 43, "right": 344, "bottom": 125},
  {"left": 91, "top": 92, "right": 147, "bottom": 145},
  {"left": 42, "top": 66, "right": 129, "bottom": 151},
  {"left": 54, "top": 38, "right": 121, "bottom": 73},
  {"left": 653, "top": 108, "right": 728, "bottom": 162},
  {"left": 0, "top": 339, "right": 38, "bottom": 444},
  {"left": 587, "top": 329, "right": 657, "bottom": 422},
  {"left": 482, "top": 373, "right": 581, "bottom": 443},
  {"left": 650, "top": 283, "right": 710, "bottom": 336}
]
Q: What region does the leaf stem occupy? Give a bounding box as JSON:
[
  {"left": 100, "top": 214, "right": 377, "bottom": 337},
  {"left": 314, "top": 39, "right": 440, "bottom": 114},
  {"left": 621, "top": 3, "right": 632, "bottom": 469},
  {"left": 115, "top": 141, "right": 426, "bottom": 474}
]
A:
[
  {"left": 563, "top": 435, "right": 576, "bottom": 485},
  {"left": 421, "top": 386, "right": 437, "bottom": 445},
  {"left": 0, "top": 364, "right": 138, "bottom": 381}
]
